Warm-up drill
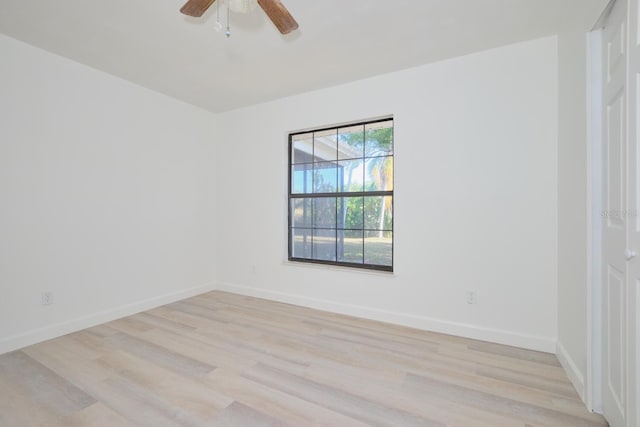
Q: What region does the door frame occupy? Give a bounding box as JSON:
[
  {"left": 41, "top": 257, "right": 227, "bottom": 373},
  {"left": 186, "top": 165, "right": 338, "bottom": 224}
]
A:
[{"left": 587, "top": 23, "right": 604, "bottom": 414}]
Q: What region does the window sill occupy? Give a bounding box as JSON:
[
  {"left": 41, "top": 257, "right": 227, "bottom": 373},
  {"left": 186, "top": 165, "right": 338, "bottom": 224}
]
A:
[{"left": 283, "top": 259, "right": 395, "bottom": 277}]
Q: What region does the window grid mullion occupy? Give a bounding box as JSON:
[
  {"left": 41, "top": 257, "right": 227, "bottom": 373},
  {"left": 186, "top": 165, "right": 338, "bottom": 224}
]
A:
[
  {"left": 290, "top": 191, "right": 393, "bottom": 198},
  {"left": 361, "top": 126, "right": 366, "bottom": 265}
]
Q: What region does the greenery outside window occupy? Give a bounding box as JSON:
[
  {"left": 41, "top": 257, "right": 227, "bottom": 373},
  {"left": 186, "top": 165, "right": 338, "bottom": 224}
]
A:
[{"left": 288, "top": 118, "right": 394, "bottom": 271}]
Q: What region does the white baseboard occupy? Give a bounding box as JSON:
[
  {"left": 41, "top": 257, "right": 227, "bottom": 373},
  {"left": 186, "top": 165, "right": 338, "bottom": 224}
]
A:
[
  {"left": 556, "top": 340, "right": 587, "bottom": 403},
  {"left": 216, "top": 281, "right": 557, "bottom": 353},
  {"left": 0, "top": 283, "right": 215, "bottom": 355}
]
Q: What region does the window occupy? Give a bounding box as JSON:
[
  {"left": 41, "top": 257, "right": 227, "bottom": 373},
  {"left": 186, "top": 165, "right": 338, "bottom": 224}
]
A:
[{"left": 288, "top": 118, "right": 394, "bottom": 271}]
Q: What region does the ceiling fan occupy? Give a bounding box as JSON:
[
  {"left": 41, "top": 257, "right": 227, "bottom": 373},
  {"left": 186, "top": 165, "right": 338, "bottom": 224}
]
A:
[{"left": 180, "top": 0, "right": 299, "bottom": 35}]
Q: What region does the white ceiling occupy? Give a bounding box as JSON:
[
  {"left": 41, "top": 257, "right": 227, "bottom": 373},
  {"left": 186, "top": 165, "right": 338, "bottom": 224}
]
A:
[{"left": 0, "top": 0, "right": 608, "bottom": 113}]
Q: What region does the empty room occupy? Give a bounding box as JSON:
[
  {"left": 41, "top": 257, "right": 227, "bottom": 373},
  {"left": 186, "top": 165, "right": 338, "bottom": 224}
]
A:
[{"left": 0, "top": 0, "right": 638, "bottom": 426}]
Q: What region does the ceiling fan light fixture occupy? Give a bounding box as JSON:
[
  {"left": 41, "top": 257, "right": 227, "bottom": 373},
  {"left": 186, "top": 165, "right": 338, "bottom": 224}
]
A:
[
  {"left": 180, "top": 0, "right": 298, "bottom": 35},
  {"left": 227, "top": 0, "right": 258, "bottom": 14}
]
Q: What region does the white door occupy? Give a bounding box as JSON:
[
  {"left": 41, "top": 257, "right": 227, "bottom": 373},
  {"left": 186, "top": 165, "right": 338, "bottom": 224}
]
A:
[
  {"left": 624, "top": 0, "right": 640, "bottom": 424},
  {"left": 602, "top": 0, "right": 640, "bottom": 425},
  {"left": 602, "top": 0, "right": 629, "bottom": 426}
]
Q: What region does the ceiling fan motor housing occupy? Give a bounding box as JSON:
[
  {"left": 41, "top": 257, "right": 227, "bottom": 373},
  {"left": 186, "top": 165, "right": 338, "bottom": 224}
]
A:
[{"left": 227, "top": 0, "right": 259, "bottom": 14}]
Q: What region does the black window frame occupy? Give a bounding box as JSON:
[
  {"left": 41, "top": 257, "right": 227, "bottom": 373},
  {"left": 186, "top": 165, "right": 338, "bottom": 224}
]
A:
[{"left": 287, "top": 117, "right": 394, "bottom": 272}]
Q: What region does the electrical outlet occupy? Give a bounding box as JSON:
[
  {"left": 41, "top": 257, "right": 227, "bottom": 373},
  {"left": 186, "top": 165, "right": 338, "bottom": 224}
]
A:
[
  {"left": 466, "top": 291, "right": 477, "bottom": 305},
  {"left": 41, "top": 292, "right": 54, "bottom": 306}
]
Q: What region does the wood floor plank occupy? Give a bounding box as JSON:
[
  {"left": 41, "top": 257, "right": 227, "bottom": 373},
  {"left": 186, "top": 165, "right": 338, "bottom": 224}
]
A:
[
  {"left": 0, "top": 351, "right": 96, "bottom": 416},
  {"left": 404, "top": 372, "right": 606, "bottom": 427},
  {"left": 86, "top": 375, "right": 198, "bottom": 427},
  {"left": 468, "top": 340, "right": 561, "bottom": 366},
  {"left": 102, "top": 332, "right": 215, "bottom": 377},
  {"left": 70, "top": 402, "right": 138, "bottom": 427},
  {"left": 245, "top": 362, "right": 445, "bottom": 427},
  {"left": 204, "top": 368, "right": 370, "bottom": 427},
  {"left": 164, "top": 301, "right": 229, "bottom": 326},
  {"left": 211, "top": 401, "right": 290, "bottom": 427},
  {"left": 83, "top": 324, "right": 121, "bottom": 338},
  {"left": 189, "top": 327, "right": 311, "bottom": 373},
  {"left": 0, "top": 291, "right": 607, "bottom": 426},
  {"left": 300, "top": 359, "right": 527, "bottom": 427},
  {"left": 149, "top": 305, "right": 224, "bottom": 330},
  {"left": 98, "top": 350, "right": 232, "bottom": 418},
  {"left": 0, "top": 371, "right": 72, "bottom": 427},
  {"left": 134, "top": 312, "right": 198, "bottom": 335},
  {"left": 437, "top": 344, "right": 570, "bottom": 381},
  {"left": 475, "top": 364, "right": 578, "bottom": 398}
]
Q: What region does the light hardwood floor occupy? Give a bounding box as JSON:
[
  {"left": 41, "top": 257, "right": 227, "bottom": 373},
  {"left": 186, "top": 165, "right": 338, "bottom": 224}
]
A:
[{"left": 0, "top": 291, "right": 607, "bottom": 426}]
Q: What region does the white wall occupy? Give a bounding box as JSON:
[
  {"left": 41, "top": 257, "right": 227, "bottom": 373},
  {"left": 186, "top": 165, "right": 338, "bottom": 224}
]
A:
[
  {"left": 0, "top": 33, "right": 563, "bottom": 355},
  {"left": 556, "top": 31, "right": 590, "bottom": 401},
  {"left": 0, "top": 34, "right": 217, "bottom": 354},
  {"left": 216, "top": 37, "right": 559, "bottom": 352}
]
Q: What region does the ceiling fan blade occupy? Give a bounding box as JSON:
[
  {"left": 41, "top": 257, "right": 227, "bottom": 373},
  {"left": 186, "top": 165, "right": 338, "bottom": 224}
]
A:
[
  {"left": 257, "top": 0, "right": 299, "bottom": 35},
  {"left": 180, "top": 0, "right": 216, "bottom": 17}
]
